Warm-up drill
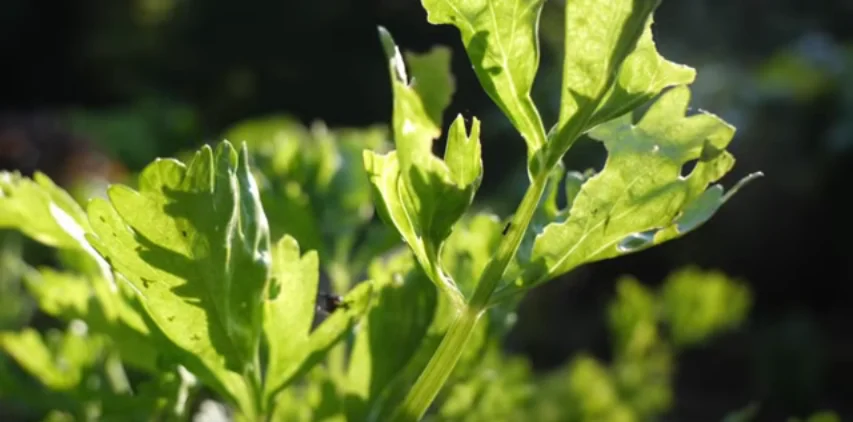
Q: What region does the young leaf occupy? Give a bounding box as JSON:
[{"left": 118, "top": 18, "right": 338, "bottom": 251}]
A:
[
  {"left": 546, "top": 0, "right": 695, "bottom": 169},
  {"left": 263, "top": 236, "right": 372, "bottom": 402},
  {"left": 366, "top": 29, "right": 482, "bottom": 305},
  {"left": 225, "top": 116, "right": 390, "bottom": 276},
  {"left": 86, "top": 141, "right": 269, "bottom": 412},
  {"left": 420, "top": 0, "right": 548, "bottom": 169},
  {"left": 518, "top": 86, "right": 760, "bottom": 290}
]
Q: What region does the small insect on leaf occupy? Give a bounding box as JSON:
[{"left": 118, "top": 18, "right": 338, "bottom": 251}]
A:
[{"left": 317, "top": 291, "right": 349, "bottom": 314}]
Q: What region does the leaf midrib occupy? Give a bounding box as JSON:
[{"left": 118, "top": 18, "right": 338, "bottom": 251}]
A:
[{"left": 441, "top": 0, "right": 544, "bottom": 152}]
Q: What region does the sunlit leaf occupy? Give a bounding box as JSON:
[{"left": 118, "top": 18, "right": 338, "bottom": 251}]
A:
[
  {"left": 0, "top": 172, "right": 113, "bottom": 283},
  {"left": 86, "top": 141, "right": 270, "bottom": 411},
  {"left": 518, "top": 86, "right": 760, "bottom": 291},
  {"left": 547, "top": 0, "right": 695, "bottom": 169},
  {"left": 0, "top": 172, "right": 90, "bottom": 250},
  {"left": 420, "top": 0, "right": 548, "bottom": 169},
  {"left": 366, "top": 29, "right": 482, "bottom": 305},
  {"left": 263, "top": 236, "right": 373, "bottom": 402}
]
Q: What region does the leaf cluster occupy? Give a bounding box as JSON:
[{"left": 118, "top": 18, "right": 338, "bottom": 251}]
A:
[{"left": 0, "top": 0, "right": 768, "bottom": 420}]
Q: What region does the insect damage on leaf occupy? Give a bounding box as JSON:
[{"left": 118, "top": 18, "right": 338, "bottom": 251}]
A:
[{"left": 516, "top": 86, "right": 761, "bottom": 291}]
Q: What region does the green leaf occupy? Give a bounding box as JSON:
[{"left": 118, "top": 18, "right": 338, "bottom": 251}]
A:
[
  {"left": 0, "top": 323, "right": 103, "bottom": 391},
  {"left": 86, "top": 141, "right": 270, "bottom": 411},
  {"left": 271, "top": 367, "right": 347, "bottom": 422},
  {"left": 607, "top": 277, "right": 674, "bottom": 419},
  {"left": 420, "top": 0, "right": 548, "bottom": 169},
  {"left": 588, "top": 21, "right": 696, "bottom": 128},
  {"left": 608, "top": 276, "right": 658, "bottom": 358},
  {"left": 23, "top": 268, "right": 160, "bottom": 372},
  {"left": 0, "top": 172, "right": 153, "bottom": 361},
  {"left": 438, "top": 213, "right": 512, "bottom": 366},
  {"left": 405, "top": 48, "right": 455, "bottom": 129},
  {"left": 440, "top": 213, "right": 503, "bottom": 299},
  {"left": 433, "top": 344, "right": 532, "bottom": 422},
  {"left": 0, "top": 172, "right": 114, "bottom": 283},
  {"left": 0, "top": 172, "right": 90, "bottom": 250},
  {"left": 519, "top": 86, "right": 761, "bottom": 289},
  {"left": 263, "top": 235, "right": 318, "bottom": 397},
  {"left": 367, "top": 29, "right": 483, "bottom": 305},
  {"left": 660, "top": 267, "right": 751, "bottom": 347},
  {"left": 263, "top": 236, "right": 373, "bottom": 402},
  {"left": 224, "top": 116, "right": 390, "bottom": 277},
  {"left": 612, "top": 345, "right": 673, "bottom": 420},
  {"left": 344, "top": 250, "right": 438, "bottom": 421},
  {"left": 545, "top": 355, "right": 634, "bottom": 421},
  {"left": 547, "top": 0, "right": 695, "bottom": 169}
]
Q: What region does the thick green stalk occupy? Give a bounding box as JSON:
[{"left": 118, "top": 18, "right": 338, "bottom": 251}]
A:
[{"left": 391, "top": 172, "right": 550, "bottom": 421}]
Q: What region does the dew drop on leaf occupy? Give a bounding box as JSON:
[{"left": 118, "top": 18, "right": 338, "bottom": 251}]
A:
[{"left": 616, "top": 229, "right": 658, "bottom": 253}]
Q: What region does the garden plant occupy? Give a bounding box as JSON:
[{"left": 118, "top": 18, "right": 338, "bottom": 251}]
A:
[{"left": 0, "top": 0, "right": 784, "bottom": 421}]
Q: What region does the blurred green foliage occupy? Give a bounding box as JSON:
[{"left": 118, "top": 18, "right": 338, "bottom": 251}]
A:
[{"left": 429, "top": 266, "right": 757, "bottom": 422}]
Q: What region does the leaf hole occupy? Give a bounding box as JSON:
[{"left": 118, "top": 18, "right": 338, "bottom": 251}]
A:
[
  {"left": 167, "top": 315, "right": 175, "bottom": 322},
  {"left": 680, "top": 159, "right": 699, "bottom": 178},
  {"left": 181, "top": 230, "right": 188, "bottom": 238},
  {"left": 141, "top": 277, "right": 152, "bottom": 288},
  {"left": 99, "top": 216, "right": 106, "bottom": 223}
]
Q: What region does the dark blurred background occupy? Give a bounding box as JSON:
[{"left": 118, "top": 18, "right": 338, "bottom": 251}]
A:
[{"left": 1, "top": 0, "right": 851, "bottom": 420}]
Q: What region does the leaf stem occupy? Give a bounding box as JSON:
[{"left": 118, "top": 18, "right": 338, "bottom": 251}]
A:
[
  {"left": 389, "top": 306, "right": 481, "bottom": 422},
  {"left": 468, "top": 173, "right": 549, "bottom": 311},
  {"left": 391, "top": 173, "right": 549, "bottom": 421},
  {"left": 245, "top": 354, "right": 264, "bottom": 421}
]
